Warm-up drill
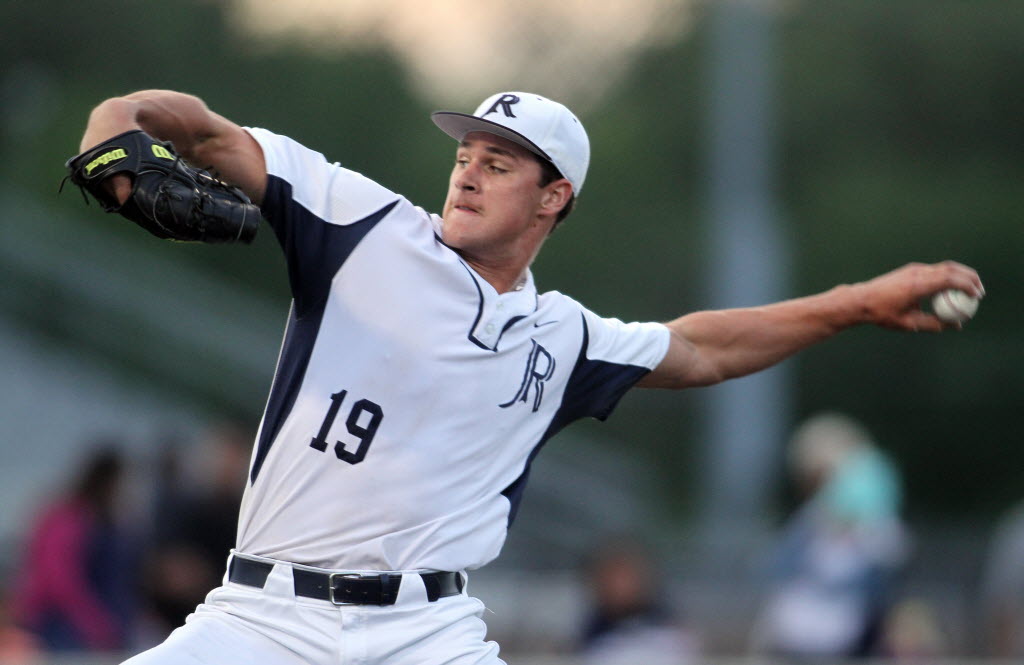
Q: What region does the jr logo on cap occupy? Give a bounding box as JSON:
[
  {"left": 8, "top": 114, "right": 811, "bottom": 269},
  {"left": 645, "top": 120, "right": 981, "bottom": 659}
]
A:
[{"left": 483, "top": 94, "right": 520, "bottom": 119}]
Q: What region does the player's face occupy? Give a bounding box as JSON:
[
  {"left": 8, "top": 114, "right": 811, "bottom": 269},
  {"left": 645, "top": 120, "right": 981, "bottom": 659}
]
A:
[{"left": 441, "top": 132, "right": 549, "bottom": 260}]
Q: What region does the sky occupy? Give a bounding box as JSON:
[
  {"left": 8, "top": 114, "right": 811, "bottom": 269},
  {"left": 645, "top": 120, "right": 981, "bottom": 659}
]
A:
[{"left": 228, "top": 0, "right": 694, "bottom": 108}]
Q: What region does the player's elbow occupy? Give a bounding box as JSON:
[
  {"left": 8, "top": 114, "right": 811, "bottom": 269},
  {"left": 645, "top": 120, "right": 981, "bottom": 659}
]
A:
[
  {"left": 648, "top": 326, "right": 730, "bottom": 390},
  {"left": 676, "top": 365, "right": 728, "bottom": 390},
  {"left": 88, "top": 90, "right": 203, "bottom": 128},
  {"left": 641, "top": 354, "right": 727, "bottom": 390},
  {"left": 87, "top": 97, "right": 139, "bottom": 130}
]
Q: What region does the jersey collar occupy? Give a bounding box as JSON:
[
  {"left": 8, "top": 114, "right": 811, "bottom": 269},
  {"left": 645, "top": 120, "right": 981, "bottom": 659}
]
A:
[{"left": 461, "top": 264, "right": 539, "bottom": 352}]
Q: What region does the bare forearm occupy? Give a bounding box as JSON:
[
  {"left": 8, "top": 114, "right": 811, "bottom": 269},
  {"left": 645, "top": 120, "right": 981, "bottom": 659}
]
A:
[
  {"left": 642, "top": 262, "right": 984, "bottom": 390},
  {"left": 80, "top": 90, "right": 215, "bottom": 160},
  {"left": 666, "top": 284, "right": 862, "bottom": 387},
  {"left": 76, "top": 90, "right": 266, "bottom": 204}
]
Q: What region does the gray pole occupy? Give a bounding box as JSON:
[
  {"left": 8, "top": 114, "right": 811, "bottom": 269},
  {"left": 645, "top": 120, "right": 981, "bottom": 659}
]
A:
[{"left": 700, "top": 0, "right": 789, "bottom": 544}]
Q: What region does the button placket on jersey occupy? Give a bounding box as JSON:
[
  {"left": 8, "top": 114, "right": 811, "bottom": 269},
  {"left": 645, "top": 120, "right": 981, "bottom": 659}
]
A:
[
  {"left": 486, "top": 303, "right": 505, "bottom": 335},
  {"left": 475, "top": 300, "right": 512, "bottom": 347},
  {"left": 479, "top": 302, "right": 500, "bottom": 343},
  {"left": 466, "top": 270, "right": 537, "bottom": 349}
]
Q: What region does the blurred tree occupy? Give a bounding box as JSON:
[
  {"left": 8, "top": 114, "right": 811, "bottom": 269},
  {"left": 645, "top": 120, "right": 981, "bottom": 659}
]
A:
[
  {"left": 3, "top": 0, "right": 1021, "bottom": 520},
  {"left": 546, "top": 0, "right": 1024, "bottom": 520},
  {"left": 776, "top": 0, "right": 1024, "bottom": 518}
]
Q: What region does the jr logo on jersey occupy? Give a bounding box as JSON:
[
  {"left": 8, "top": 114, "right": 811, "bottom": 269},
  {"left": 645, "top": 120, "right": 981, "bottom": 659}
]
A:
[
  {"left": 483, "top": 94, "right": 520, "bottom": 119},
  {"left": 500, "top": 339, "right": 555, "bottom": 413}
]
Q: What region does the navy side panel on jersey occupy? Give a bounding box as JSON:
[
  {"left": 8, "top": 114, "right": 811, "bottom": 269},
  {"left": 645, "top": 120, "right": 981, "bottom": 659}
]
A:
[
  {"left": 501, "top": 314, "right": 651, "bottom": 523},
  {"left": 250, "top": 175, "right": 397, "bottom": 483},
  {"left": 261, "top": 175, "right": 399, "bottom": 317}
]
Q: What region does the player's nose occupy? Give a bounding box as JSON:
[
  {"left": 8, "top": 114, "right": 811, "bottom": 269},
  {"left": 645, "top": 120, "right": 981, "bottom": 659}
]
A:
[{"left": 454, "top": 163, "right": 480, "bottom": 192}]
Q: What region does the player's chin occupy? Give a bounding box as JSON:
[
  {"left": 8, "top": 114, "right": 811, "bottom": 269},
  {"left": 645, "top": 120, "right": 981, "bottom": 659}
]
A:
[
  {"left": 440, "top": 217, "right": 478, "bottom": 247},
  {"left": 439, "top": 224, "right": 467, "bottom": 250}
]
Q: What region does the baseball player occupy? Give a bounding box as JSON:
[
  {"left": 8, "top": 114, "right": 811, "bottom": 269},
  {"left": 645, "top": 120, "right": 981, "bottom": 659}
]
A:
[{"left": 65, "top": 89, "right": 982, "bottom": 665}]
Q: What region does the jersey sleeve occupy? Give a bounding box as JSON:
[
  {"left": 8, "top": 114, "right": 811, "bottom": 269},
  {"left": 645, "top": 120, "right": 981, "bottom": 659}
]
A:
[
  {"left": 244, "top": 127, "right": 402, "bottom": 314},
  {"left": 563, "top": 302, "right": 671, "bottom": 421}
]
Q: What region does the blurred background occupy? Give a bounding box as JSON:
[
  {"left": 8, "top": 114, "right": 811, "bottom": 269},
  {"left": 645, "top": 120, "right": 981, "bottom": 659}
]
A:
[{"left": 0, "top": 0, "right": 1021, "bottom": 663}]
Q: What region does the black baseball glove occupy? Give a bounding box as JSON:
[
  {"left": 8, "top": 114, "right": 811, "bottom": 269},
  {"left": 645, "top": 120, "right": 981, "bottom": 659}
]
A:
[{"left": 64, "top": 129, "right": 259, "bottom": 243}]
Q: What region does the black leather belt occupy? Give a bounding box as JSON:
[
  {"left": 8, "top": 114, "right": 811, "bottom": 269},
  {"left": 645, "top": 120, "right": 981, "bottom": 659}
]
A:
[{"left": 228, "top": 555, "right": 464, "bottom": 606}]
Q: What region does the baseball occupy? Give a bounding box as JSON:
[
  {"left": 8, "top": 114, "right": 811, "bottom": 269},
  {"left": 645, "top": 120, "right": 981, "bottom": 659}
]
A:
[{"left": 931, "top": 289, "right": 979, "bottom": 324}]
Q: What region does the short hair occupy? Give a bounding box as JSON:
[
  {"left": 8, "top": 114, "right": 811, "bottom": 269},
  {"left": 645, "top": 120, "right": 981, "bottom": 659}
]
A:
[{"left": 533, "top": 154, "right": 575, "bottom": 226}]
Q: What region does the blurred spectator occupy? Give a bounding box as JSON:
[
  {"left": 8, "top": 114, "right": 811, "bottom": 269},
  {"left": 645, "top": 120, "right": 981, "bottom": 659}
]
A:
[
  {"left": 138, "top": 421, "right": 251, "bottom": 641},
  {"left": 12, "top": 443, "right": 139, "bottom": 652},
  {"left": 750, "top": 412, "right": 909, "bottom": 660},
  {"left": 979, "top": 499, "right": 1024, "bottom": 657},
  {"left": 577, "top": 537, "right": 698, "bottom": 665},
  {"left": 0, "top": 584, "right": 41, "bottom": 665}
]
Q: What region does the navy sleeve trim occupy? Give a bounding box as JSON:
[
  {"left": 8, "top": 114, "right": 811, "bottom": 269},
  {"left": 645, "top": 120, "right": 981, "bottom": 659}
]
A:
[
  {"left": 261, "top": 174, "right": 398, "bottom": 317},
  {"left": 249, "top": 197, "right": 395, "bottom": 483},
  {"left": 501, "top": 314, "right": 651, "bottom": 524},
  {"left": 569, "top": 314, "right": 652, "bottom": 422}
]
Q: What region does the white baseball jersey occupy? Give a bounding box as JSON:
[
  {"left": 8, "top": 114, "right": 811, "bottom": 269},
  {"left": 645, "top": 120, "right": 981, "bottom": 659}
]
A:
[{"left": 234, "top": 128, "right": 670, "bottom": 574}]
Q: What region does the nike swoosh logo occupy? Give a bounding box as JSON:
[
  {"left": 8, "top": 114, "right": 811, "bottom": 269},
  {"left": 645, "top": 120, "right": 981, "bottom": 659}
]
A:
[{"left": 533, "top": 321, "right": 558, "bottom": 328}]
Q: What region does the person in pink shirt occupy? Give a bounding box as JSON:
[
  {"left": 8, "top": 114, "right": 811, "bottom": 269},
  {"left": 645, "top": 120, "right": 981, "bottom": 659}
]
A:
[{"left": 13, "top": 446, "right": 136, "bottom": 652}]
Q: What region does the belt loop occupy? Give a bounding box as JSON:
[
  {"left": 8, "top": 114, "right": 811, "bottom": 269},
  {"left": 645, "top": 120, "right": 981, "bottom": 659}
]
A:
[
  {"left": 421, "top": 573, "right": 441, "bottom": 602},
  {"left": 379, "top": 573, "right": 392, "bottom": 605}
]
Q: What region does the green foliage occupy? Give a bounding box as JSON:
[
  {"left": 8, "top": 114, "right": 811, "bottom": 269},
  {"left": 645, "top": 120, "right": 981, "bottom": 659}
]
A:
[
  {"left": 556, "top": 0, "right": 1024, "bottom": 519},
  {"left": 3, "top": 0, "right": 1021, "bottom": 520},
  {"left": 779, "top": 0, "right": 1024, "bottom": 518}
]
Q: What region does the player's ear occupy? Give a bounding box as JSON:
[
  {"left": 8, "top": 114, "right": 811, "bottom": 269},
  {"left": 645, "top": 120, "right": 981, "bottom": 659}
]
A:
[{"left": 539, "top": 179, "right": 572, "bottom": 216}]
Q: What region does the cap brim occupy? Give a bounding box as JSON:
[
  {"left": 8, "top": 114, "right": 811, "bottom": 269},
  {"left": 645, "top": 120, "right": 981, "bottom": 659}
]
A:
[{"left": 431, "top": 111, "right": 552, "bottom": 162}]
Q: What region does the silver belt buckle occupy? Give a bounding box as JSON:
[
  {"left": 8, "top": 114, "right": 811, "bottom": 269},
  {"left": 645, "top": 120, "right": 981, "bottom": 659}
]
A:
[{"left": 327, "top": 573, "right": 363, "bottom": 606}]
